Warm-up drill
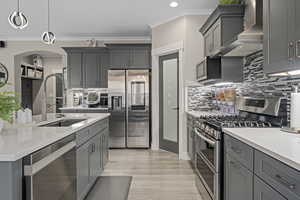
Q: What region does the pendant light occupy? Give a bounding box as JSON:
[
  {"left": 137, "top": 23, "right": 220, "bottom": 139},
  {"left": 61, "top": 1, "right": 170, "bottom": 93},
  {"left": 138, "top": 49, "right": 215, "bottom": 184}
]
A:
[
  {"left": 42, "top": 0, "right": 55, "bottom": 44},
  {"left": 8, "top": 0, "right": 28, "bottom": 29}
]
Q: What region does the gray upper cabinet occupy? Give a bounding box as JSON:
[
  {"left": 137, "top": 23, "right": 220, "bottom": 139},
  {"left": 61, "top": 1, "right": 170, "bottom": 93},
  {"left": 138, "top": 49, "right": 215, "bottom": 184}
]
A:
[
  {"left": 264, "top": 0, "right": 300, "bottom": 74},
  {"left": 109, "top": 48, "right": 131, "bottom": 68},
  {"left": 225, "top": 153, "right": 253, "bottom": 200},
  {"left": 200, "top": 5, "right": 244, "bottom": 57},
  {"left": 63, "top": 48, "right": 109, "bottom": 89},
  {"left": 84, "top": 53, "right": 100, "bottom": 88},
  {"left": 108, "top": 44, "right": 151, "bottom": 69},
  {"left": 131, "top": 46, "right": 151, "bottom": 68},
  {"left": 68, "top": 52, "right": 83, "bottom": 88}
]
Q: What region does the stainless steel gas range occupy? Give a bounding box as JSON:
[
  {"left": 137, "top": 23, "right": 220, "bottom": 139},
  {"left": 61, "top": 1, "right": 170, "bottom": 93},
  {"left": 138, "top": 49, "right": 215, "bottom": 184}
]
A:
[{"left": 194, "top": 96, "right": 285, "bottom": 200}]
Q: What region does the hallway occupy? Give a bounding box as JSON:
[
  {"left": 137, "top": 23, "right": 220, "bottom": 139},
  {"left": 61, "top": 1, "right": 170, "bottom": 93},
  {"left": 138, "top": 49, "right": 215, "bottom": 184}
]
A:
[{"left": 102, "top": 150, "right": 202, "bottom": 200}]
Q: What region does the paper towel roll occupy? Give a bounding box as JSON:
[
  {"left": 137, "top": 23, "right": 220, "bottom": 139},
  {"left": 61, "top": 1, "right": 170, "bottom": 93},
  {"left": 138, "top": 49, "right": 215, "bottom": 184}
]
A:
[{"left": 291, "top": 93, "right": 300, "bottom": 129}]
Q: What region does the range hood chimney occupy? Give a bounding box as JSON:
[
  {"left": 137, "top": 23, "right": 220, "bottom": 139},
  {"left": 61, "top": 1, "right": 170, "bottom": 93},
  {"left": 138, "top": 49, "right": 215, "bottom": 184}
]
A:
[{"left": 224, "top": 0, "right": 263, "bottom": 57}]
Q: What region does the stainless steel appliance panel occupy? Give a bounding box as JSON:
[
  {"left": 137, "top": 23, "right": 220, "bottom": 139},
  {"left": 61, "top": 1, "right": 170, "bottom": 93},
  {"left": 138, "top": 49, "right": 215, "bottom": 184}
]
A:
[
  {"left": 23, "top": 135, "right": 76, "bottom": 200},
  {"left": 108, "top": 70, "right": 126, "bottom": 148},
  {"left": 127, "top": 70, "right": 150, "bottom": 148}
]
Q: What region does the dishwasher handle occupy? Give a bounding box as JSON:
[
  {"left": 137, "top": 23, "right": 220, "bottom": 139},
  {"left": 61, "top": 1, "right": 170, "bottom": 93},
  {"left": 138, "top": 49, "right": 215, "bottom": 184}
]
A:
[{"left": 24, "top": 141, "right": 76, "bottom": 176}]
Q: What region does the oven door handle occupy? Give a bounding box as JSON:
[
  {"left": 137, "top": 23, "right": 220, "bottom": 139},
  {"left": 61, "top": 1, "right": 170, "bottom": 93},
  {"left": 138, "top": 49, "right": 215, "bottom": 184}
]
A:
[
  {"left": 194, "top": 128, "right": 216, "bottom": 146},
  {"left": 24, "top": 141, "right": 76, "bottom": 176}
]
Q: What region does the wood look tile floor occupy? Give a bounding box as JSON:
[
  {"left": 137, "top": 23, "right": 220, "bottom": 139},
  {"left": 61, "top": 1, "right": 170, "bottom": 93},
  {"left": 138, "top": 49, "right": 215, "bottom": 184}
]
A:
[{"left": 101, "top": 150, "right": 202, "bottom": 200}]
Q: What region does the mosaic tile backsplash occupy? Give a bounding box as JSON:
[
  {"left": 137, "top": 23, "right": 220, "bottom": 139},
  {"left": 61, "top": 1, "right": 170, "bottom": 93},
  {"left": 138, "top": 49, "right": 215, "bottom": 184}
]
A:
[{"left": 187, "top": 51, "right": 300, "bottom": 122}]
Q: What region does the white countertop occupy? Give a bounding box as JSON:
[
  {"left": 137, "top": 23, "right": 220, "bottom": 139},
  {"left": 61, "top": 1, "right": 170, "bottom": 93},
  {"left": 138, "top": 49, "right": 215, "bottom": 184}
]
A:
[
  {"left": 0, "top": 113, "right": 110, "bottom": 162},
  {"left": 223, "top": 128, "right": 300, "bottom": 170},
  {"left": 60, "top": 106, "right": 108, "bottom": 111}
]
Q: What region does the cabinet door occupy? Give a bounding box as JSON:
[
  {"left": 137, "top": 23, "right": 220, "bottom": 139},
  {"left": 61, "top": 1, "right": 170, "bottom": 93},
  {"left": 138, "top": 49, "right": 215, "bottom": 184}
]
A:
[
  {"left": 293, "top": 0, "right": 300, "bottom": 65},
  {"left": 68, "top": 53, "right": 83, "bottom": 88},
  {"left": 212, "top": 21, "right": 221, "bottom": 55},
  {"left": 77, "top": 142, "right": 90, "bottom": 200},
  {"left": 109, "top": 49, "right": 131, "bottom": 68},
  {"left": 204, "top": 32, "right": 213, "bottom": 57},
  {"left": 99, "top": 52, "right": 109, "bottom": 88},
  {"left": 103, "top": 129, "right": 109, "bottom": 166},
  {"left": 130, "top": 47, "right": 151, "bottom": 68},
  {"left": 83, "top": 53, "right": 100, "bottom": 88},
  {"left": 225, "top": 154, "right": 253, "bottom": 200},
  {"left": 90, "top": 134, "right": 101, "bottom": 179},
  {"left": 263, "top": 0, "right": 291, "bottom": 74},
  {"left": 254, "top": 176, "right": 287, "bottom": 200}
]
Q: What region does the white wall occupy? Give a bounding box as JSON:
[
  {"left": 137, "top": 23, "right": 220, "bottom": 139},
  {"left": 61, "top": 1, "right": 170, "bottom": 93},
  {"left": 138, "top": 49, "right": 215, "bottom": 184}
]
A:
[{"left": 151, "top": 15, "right": 208, "bottom": 159}]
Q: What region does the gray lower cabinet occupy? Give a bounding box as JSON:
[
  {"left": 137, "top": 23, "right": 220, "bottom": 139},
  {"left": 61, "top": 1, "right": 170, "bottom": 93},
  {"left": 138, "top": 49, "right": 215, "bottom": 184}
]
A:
[
  {"left": 263, "top": 0, "right": 300, "bottom": 74},
  {"left": 225, "top": 133, "right": 300, "bottom": 200},
  {"left": 187, "top": 115, "right": 195, "bottom": 164},
  {"left": 225, "top": 153, "right": 253, "bottom": 200},
  {"left": 76, "top": 120, "right": 109, "bottom": 200},
  {"left": 254, "top": 176, "right": 287, "bottom": 200},
  {"left": 77, "top": 141, "right": 90, "bottom": 200}
]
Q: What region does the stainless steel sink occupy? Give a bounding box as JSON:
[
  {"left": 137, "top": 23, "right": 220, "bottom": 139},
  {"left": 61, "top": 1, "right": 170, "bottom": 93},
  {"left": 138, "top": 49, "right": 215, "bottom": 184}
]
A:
[{"left": 39, "top": 119, "right": 86, "bottom": 127}]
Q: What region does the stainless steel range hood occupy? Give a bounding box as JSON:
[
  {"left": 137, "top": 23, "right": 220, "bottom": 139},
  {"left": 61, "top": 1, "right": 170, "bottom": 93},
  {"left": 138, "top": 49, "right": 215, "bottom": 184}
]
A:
[{"left": 224, "top": 0, "right": 263, "bottom": 57}]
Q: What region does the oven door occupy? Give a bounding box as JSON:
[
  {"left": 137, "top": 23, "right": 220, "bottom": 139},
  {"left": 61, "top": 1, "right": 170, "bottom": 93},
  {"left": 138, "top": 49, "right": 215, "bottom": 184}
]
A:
[
  {"left": 196, "top": 153, "right": 220, "bottom": 200},
  {"left": 194, "top": 128, "right": 220, "bottom": 172},
  {"left": 23, "top": 136, "right": 77, "bottom": 200}
]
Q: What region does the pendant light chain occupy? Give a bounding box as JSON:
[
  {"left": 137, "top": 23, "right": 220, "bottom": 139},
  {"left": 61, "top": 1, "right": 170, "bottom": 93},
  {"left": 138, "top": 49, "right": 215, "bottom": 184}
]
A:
[
  {"left": 48, "top": 0, "right": 50, "bottom": 31},
  {"left": 17, "top": 0, "right": 20, "bottom": 12}
]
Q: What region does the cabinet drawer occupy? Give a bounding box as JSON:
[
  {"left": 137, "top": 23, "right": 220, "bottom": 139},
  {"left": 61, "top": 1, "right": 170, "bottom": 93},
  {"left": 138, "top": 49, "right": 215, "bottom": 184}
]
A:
[
  {"left": 76, "top": 128, "right": 91, "bottom": 146},
  {"left": 255, "top": 150, "right": 300, "bottom": 200},
  {"left": 89, "top": 119, "right": 108, "bottom": 137},
  {"left": 254, "top": 175, "right": 287, "bottom": 200},
  {"left": 225, "top": 134, "right": 254, "bottom": 171}
]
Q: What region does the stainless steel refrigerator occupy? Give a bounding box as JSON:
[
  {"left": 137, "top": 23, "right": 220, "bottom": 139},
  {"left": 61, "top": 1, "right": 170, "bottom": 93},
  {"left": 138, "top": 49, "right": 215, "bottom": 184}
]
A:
[{"left": 108, "top": 69, "right": 150, "bottom": 148}]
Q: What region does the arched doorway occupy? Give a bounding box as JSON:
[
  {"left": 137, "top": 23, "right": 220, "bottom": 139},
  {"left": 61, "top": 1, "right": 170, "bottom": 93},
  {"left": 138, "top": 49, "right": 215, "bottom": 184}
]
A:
[{"left": 14, "top": 50, "right": 65, "bottom": 121}]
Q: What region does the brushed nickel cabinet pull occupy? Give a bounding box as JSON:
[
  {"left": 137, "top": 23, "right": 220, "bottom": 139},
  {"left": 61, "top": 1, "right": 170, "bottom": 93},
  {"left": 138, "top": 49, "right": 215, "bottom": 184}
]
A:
[
  {"left": 296, "top": 40, "right": 300, "bottom": 58},
  {"left": 275, "top": 174, "right": 296, "bottom": 190}
]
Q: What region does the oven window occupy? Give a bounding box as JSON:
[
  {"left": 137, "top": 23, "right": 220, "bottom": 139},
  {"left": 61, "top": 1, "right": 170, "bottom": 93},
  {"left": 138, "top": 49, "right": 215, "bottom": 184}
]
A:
[
  {"left": 200, "top": 141, "right": 215, "bottom": 167},
  {"left": 196, "top": 153, "right": 215, "bottom": 196}
]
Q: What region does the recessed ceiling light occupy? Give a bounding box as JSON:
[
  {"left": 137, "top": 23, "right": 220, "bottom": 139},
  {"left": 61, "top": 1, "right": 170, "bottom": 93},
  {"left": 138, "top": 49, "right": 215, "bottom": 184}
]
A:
[{"left": 169, "top": 1, "right": 179, "bottom": 8}]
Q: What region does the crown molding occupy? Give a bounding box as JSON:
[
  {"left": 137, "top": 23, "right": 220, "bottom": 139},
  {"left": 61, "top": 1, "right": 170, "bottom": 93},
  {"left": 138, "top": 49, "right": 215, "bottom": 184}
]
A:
[
  {"left": 149, "top": 9, "right": 213, "bottom": 28},
  {"left": 0, "top": 34, "right": 152, "bottom": 42}
]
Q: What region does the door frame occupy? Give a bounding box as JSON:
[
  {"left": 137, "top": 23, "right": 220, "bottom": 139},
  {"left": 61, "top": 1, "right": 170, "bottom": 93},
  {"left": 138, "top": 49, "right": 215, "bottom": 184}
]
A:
[
  {"left": 151, "top": 41, "right": 188, "bottom": 159},
  {"left": 159, "top": 53, "right": 179, "bottom": 153}
]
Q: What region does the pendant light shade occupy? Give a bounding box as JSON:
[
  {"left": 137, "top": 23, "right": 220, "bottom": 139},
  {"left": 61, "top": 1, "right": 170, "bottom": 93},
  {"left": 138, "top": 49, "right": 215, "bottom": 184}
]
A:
[
  {"left": 8, "top": 0, "right": 28, "bottom": 29},
  {"left": 42, "top": 31, "right": 55, "bottom": 44},
  {"left": 42, "top": 0, "right": 55, "bottom": 44}
]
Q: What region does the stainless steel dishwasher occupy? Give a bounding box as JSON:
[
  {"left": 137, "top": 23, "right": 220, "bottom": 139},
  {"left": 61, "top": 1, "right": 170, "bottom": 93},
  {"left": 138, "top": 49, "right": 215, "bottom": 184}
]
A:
[{"left": 23, "top": 134, "right": 76, "bottom": 200}]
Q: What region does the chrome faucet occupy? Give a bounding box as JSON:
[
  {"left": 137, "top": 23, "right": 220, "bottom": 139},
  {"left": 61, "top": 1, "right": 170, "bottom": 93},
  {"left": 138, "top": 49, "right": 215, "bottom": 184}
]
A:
[{"left": 42, "top": 73, "right": 66, "bottom": 121}]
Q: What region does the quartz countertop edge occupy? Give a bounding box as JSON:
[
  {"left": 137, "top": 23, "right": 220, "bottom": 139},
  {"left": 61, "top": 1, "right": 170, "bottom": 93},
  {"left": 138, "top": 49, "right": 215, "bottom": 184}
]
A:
[
  {"left": 0, "top": 113, "right": 110, "bottom": 162},
  {"left": 59, "top": 107, "right": 109, "bottom": 110},
  {"left": 223, "top": 128, "right": 300, "bottom": 171}
]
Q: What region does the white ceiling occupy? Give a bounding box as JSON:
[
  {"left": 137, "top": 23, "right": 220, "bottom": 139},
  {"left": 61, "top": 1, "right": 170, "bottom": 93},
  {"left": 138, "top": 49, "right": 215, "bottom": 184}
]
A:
[{"left": 0, "top": 0, "right": 218, "bottom": 41}]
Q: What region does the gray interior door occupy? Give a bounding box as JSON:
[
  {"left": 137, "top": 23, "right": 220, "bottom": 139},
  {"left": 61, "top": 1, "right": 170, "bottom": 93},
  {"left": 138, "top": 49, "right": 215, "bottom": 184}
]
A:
[{"left": 159, "top": 53, "right": 179, "bottom": 154}]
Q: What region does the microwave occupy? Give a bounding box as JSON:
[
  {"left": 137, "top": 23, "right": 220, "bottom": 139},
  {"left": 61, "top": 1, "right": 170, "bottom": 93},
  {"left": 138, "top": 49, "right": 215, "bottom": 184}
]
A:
[{"left": 196, "top": 57, "right": 221, "bottom": 81}]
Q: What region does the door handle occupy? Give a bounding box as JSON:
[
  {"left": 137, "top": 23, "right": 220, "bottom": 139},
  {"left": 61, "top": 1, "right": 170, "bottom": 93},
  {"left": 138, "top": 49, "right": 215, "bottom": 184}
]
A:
[
  {"left": 288, "top": 42, "right": 295, "bottom": 60},
  {"left": 296, "top": 40, "right": 300, "bottom": 58},
  {"left": 171, "top": 107, "right": 179, "bottom": 110}
]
